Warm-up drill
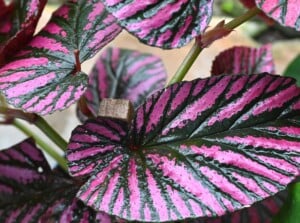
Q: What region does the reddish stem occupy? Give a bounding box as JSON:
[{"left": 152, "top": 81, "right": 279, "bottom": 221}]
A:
[{"left": 74, "top": 49, "right": 81, "bottom": 73}]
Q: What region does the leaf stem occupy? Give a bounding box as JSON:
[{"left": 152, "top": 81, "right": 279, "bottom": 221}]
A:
[
  {"left": 74, "top": 49, "right": 81, "bottom": 72},
  {"left": 35, "top": 116, "right": 68, "bottom": 151},
  {"left": 0, "top": 106, "right": 68, "bottom": 151},
  {"left": 13, "top": 119, "right": 68, "bottom": 173},
  {"left": 168, "top": 6, "right": 260, "bottom": 85}
]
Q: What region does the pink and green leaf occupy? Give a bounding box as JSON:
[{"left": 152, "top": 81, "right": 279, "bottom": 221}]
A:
[
  {"left": 255, "top": 0, "right": 300, "bottom": 31},
  {"left": 101, "top": 0, "right": 214, "bottom": 49},
  {"left": 67, "top": 73, "right": 300, "bottom": 222},
  {"left": 211, "top": 45, "right": 275, "bottom": 75},
  {"left": 0, "top": 139, "right": 112, "bottom": 222},
  {"left": 0, "top": 0, "right": 47, "bottom": 65},
  {"left": 0, "top": 0, "right": 122, "bottom": 115},
  {"left": 195, "top": 191, "right": 287, "bottom": 223},
  {"left": 77, "top": 47, "right": 167, "bottom": 122}
]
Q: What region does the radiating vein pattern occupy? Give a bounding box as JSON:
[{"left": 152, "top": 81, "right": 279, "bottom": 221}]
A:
[
  {"left": 256, "top": 0, "right": 300, "bottom": 31},
  {"left": 101, "top": 0, "right": 213, "bottom": 48},
  {"left": 211, "top": 45, "right": 275, "bottom": 75},
  {"left": 0, "top": 139, "right": 112, "bottom": 223},
  {"left": 78, "top": 47, "right": 167, "bottom": 121},
  {"left": 68, "top": 73, "right": 300, "bottom": 222},
  {"left": 0, "top": 0, "right": 121, "bottom": 115}
]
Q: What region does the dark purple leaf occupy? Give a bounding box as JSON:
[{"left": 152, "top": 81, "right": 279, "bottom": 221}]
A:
[
  {"left": 255, "top": 0, "right": 300, "bottom": 31},
  {"left": 101, "top": 0, "right": 214, "bottom": 49},
  {"left": 0, "top": 0, "right": 47, "bottom": 65},
  {"left": 0, "top": 0, "right": 122, "bottom": 115},
  {"left": 0, "top": 139, "right": 112, "bottom": 222},
  {"left": 211, "top": 45, "right": 275, "bottom": 75},
  {"left": 67, "top": 73, "right": 300, "bottom": 222},
  {"left": 77, "top": 47, "right": 167, "bottom": 122}
]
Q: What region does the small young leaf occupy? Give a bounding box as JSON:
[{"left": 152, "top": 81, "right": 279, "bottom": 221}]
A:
[
  {"left": 0, "top": 0, "right": 122, "bottom": 115},
  {"left": 68, "top": 73, "right": 300, "bottom": 222},
  {"left": 77, "top": 47, "right": 167, "bottom": 122},
  {"left": 101, "top": 0, "right": 214, "bottom": 48},
  {"left": 0, "top": 139, "right": 112, "bottom": 222},
  {"left": 211, "top": 45, "right": 275, "bottom": 75},
  {"left": 0, "top": 0, "right": 47, "bottom": 65},
  {"left": 284, "top": 54, "right": 300, "bottom": 86},
  {"left": 255, "top": 0, "right": 300, "bottom": 31}
]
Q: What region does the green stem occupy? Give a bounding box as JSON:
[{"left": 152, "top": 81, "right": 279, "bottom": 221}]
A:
[
  {"left": 35, "top": 116, "right": 68, "bottom": 151},
  {"left": 168, "top": 7, "right": 260, "bottom": 85},
  {"left": 0, "top": 106, "right": 68, "bottom": 151},
  {"left": 13, "top": 119, "right": 68, "bottom": 173}
]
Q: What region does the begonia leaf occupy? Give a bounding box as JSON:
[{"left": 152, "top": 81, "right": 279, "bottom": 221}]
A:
[
  {"left": 211, "top": 45, "right": 275, "bottom": 75},
  {"left": 101, "top": 0, "right": 214, "bottom": 49},
  {"left": 67, "top": 73, "right": 300, "bottom": 222},
  {"left": 0, "top": 0, "right": 122, "bottom": 115},
  {"left": 0, "top": 0, "right": 47, "bottom": 65},
  {"left": 195, "top": 191, "right": 286, "bottom": 223},
  {"left": 255, "top": 0, "right": 300, "bottom": 31},
  {"left": 0, "top": 138, "right": 112, "bottom": 222},
  {"left": 77, "top": 47, "right": 167, "bottom": 122}
]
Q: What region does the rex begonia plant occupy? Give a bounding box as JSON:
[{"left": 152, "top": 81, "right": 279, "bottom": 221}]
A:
[{"left": 0, "top": 0, "right": 300, "bottom": 222}]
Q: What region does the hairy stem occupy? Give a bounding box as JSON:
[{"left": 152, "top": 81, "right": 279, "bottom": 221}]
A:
[
  {"left": 13, "top": 119, "right": 68, "bottom": 173},
  {"left": 168, "top": 7, "right": 260, "bottom": 85}
]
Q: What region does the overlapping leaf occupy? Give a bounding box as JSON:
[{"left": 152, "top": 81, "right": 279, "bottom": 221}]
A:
[
  {"left": 0, "top": 0, "right": 122, "bottom": 115},
  {"left": 77, "top": 47, "right": 167, "bottom": 122},
  {"left": 0, "top": 0, "right": 46, "bottom": 65},
  {"left": 194, "top": 191, "right": 286, "bottom": 223},
  {"left": 211, "top": 45, "right": 275, "bottom": 75},
  {"left": 68, "top": 73, "right": 300, "bottom": 222},
  {"left": 255, "top": 0, "right": 300, "bottom": 31},
  {"left": 0, "top": 138, "right": 112, "bottom": 222},
  {"left": 101, "top": 0, "right": 214, "bottom": 48}
]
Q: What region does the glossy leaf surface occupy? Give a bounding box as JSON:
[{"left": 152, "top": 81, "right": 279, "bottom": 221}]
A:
[
  {"left": 0, "top": 139, "right": 112, "bottom": 223},
  {"left": 101, "top": 0, "right": 213, "bottom": 48},
  {"left": 68, "top": 73, "right": 300, "bottom": 222},
  {"left": 78, "top": 47, "right": 167, "bottom": 121},
  {"left": 211, "top": 45, "right": 275, "bottom": 75},
  {"left": 284, "top": 54, "right": 300, "bottom": 86},
  {"left": 0, "top": 0, "right": 122, "bottom": 115},
  {"left": 0, "top": 0, "right": 46, "bottom": 65},
  {"left": 255, "top": 0, "right": 300, "bottom": 31}
]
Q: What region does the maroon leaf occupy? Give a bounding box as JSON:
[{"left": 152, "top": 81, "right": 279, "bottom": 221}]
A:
[
  {"left": 211, "top": 45, "right": 275, "bottom": 75},
  {"left": 255, "top": 0, "right": 300, "bottom": 30},
  {"left": 67, "top": 73, "right": 300, "bottom": 222},
  {"left": 77, "top": 47, "right": 167, "bottom": 122},
  {"left": 0, "top": 0, "right": 122, "bottom": 115},
  {"left": 101, "top": 0, "right": 214, "bottom": 49},
  {"left": 0, "top": 138, "right": 112, "bottom": 222},
  {"left": 0, "top": 0, "right": 47, "bottom": 65}
]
